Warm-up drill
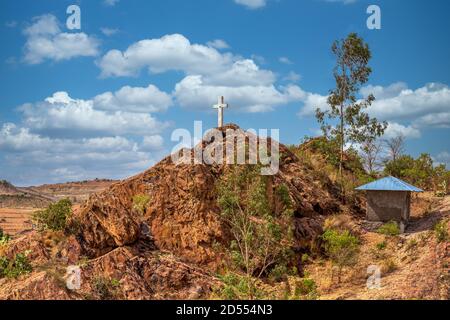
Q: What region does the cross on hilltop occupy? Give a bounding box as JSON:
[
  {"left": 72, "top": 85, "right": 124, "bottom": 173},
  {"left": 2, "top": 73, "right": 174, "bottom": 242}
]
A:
[{"left": 212, "top": 96, "right": 228, "bottom": 127}]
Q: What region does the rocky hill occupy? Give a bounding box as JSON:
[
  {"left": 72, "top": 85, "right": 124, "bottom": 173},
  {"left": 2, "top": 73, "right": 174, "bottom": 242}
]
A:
[{"left": 0, "top": 124, "right": 448, "bottom": 300}]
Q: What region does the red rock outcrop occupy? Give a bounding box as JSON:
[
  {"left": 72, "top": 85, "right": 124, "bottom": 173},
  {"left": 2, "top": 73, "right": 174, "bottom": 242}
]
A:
[{"left": 73, "top": 125, "right": 341, "bottom": 266}]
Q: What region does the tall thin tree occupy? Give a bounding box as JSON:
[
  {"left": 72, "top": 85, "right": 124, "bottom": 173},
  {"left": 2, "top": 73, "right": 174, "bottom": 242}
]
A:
[{"left": 316, "top": 33, "right": 387, "bottom": 197}]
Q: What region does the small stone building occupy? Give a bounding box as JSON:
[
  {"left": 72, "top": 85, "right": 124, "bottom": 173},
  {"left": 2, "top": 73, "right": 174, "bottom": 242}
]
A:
[{"left": 355, "top": 176, "right": 423, "bottom": 225}]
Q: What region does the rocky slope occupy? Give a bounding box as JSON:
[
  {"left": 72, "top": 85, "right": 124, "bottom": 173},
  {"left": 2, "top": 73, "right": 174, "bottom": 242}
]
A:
[{"left": 0, "top": 124, "right": 345, "bottom": 299}]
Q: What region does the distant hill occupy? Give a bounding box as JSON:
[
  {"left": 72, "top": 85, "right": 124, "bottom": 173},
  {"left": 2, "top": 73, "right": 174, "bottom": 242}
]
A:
[
  {"left": 0, "top": 180, "right": 22, "bottom": 196},
  {"left": 0, "top": 179, "right": 116, "bottom": 208}
]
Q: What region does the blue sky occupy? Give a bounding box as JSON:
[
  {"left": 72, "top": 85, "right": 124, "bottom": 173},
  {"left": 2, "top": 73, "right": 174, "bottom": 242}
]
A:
[{"left": 1, "top": 0, "right": 449, "bottom": 186}]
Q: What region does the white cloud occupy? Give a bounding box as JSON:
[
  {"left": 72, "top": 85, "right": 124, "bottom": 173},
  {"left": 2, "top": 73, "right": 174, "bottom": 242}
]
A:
[
  {"left": 141, "top": 135, "right": 164, "bottom": 151},
  {"left": 98, "top": 34, "right": 235, "bottom": 77},
  {"left": 206, "top": 39, "right": 230, "bottom": 50},
  {"left": 384, "top": 122, "right": 421, "bottom": 139},
  {"left": 298, "top": 81, "right": 450, "bottom": 140},
  {"left": 174, "top": 75, "right": 304, "bottom": 113},
  {"left": 23, "top": 14, "right": 99, "bottom": 64},
  {"left": 0, "top": 85, "right": 170, "bottom": 185},
  {"left": 0, "top": 122, "right": 165, "bottom": 185},
  {"left": 300, "top": 82, "right": 450, "bottom": 125},
  {"left": 234, "top": 0, "right": 267, "bottom": 9},
  {"left": 18, "top": 90, "right": 170, "bottom": 138},
  {"left": 363, "top": 83, "right": 450, "bottom": 127},
  {"left": 93, "top": 84, "right": 173, "bottom": 113},
  {"left": 98, "top": 33, "right": 308, "bottom": 113},
  {"left": 100, "top": 27, "right": 119, "bottom": 36},
  {"left": 279, "top": 57, "right": 293, "bottom": 65}
]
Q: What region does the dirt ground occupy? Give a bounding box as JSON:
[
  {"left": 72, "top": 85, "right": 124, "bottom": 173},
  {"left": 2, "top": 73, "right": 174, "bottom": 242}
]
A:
[
  {"left": 305, "top": 193, "right": 450, "bottom": 300},
  {"left": 0, "top": 208, "right": 36, "bottom": 236}
]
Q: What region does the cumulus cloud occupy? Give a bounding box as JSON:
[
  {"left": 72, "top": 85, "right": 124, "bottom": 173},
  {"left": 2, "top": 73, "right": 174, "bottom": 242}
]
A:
[
  {"left": 0, "top": 122, "right": 165, "bottom": 185},
  {"left": 98, "top": 33, "right": 309, "bottom": 112},
  {"left": 383, "top": 122, "right": 421, "bottom": 139},
  {"left": 0, "top": 85, "right": 171, "bottom": 185},
  {"left": 98, "top": 34, "right": 235, "bottom": 77},
  {"left": 362, "top": 82, "right": 450, "bottom": 127},
  {"left": 23, "top": 14, "right": 99, "bottom": 64},
  {"left": 298, "top": 82, "right": 450, "bottom": 139},
  {"left": 174, "top": 75, "right": 304, "bottom": 112},
  {"left": 93, "top": 85, "right": 173, "bottom": 113},
  {"left": 18, "top": 91, "right": 169, "bottom": 138},
  {"left": 234, "top": 0, "right": 267, "bottom": 9}
]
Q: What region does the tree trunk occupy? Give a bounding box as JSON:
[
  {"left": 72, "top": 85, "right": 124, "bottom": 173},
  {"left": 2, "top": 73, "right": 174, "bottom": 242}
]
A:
[{"left": 339, "top": 104, "right": 345, "bottom": 204}]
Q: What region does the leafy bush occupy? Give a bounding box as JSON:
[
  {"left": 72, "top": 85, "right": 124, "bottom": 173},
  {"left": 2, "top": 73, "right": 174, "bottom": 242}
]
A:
[
  {"left": 216, "top": 165, "right": 294, "bottom": 286},
  {"left": 132, "top": 194, "right": 151, "bottom": 215},
  {"left": 292, "top": 278, "right": 319, "bottom": 300},
  {"left": 384, "top": 153, "right": 450, "bottom": 191},
  {"left": 0, "top": 251, "right": 32, "bottom": 279},
  {"left": 33, "top": 199, "right": 72, "bottom": 231},
  {"left": 216, "top": 272, "right": 265, "bottom": 300},
  {"left": 377, "top": 221, "right": 400, "bottom": 236},
  {"left": 322, "top": 229, "right": 360, "bottom": 282},
  {"left": 434, "top": 220, "right": 449, "bottom": 243}
]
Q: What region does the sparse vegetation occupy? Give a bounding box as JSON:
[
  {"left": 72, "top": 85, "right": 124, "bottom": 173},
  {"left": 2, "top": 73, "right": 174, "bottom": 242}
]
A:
[
  {"left": 132, "top": 194, "right": 151, "bottom": 215},
  {"left": 216, "top": 165, "right": 294, "bottom": 299},
  {"left": 434, "top": 220, "right": 449, "bottom": 243},
  {"left": 92, "top": 276, "right": 121, "bottom": 300},
  {"left": 376, "top": 241, "right": 387, "bottom": 250},
  {"left": 381, "top": 258, "right": 398, "bottom": 274},
  {"left": 0, "top": 251, "right": 32, "bottom": 279},
  {"left": 215, "top": 272, "right": 265, "bottom": 300},
  {"left": 33, "top": 198, "right": 72, "bottom": 232},
  {"left": 290, "top": 277, "right": 319, "bottom": 300},
  {"left": 377, "top": 221, "right": 400, "bottom": 236},
  {"left": 0, "top": 228, "right": 10, "bottom": 246},
  {"left": 322, "top": 229, "right": 360, "bottom": 282}
]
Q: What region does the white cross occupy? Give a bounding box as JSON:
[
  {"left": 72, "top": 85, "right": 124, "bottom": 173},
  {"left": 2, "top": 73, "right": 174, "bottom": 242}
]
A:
[{"left": 212, "top": 96, "right": 228, "bottom": 127}]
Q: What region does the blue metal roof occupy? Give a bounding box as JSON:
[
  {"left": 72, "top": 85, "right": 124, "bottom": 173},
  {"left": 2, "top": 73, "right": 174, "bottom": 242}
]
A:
[{"left": 355, "top": 176, "right": 423, "bottom": 192}]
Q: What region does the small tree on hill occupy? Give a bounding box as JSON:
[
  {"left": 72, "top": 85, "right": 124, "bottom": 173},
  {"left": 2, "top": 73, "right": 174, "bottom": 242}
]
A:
[
  {"left": 316, "top": 33, "right": 387, "bottom": 198},
  {"left": 216, "top": 165, "right": 294, "bottom": 299},
  {"left": 384, "top": 135, "right": 405, "bottom": 162}
]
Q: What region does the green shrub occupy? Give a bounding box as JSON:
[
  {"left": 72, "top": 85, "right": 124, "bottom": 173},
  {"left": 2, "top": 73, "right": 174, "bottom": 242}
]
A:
[
  {"left": 376, "top": 241, "right": 387, "bottom": 250},
  {"left": 0, "top": 228, "right": 10, "bottom": 245},
  {"left": 216, "top": 165, "right": 294, "bottom": 284},
  {"left": 276, "top": 184, "right": 292, "bottom": 208},
  {"left": 0, "top": 251, "right": 32, "bottom": 279},
  {"left": 377, "top": 221, "right": 400, "bottom": 236},
  {"left": 92, "top": 276, "right": 121, "bottom": 300},
  {"left": 322, "top": 229, "right": 360, "bottom": 282},
  {"left": 216, "top": 273, "right": 266, "bottom": 300},
  {"left": 132, "top": 194, "right": 151, "bottom": 215},
  {"left": 33, "top": 199, "right": 72, "bottom": 231},
  {"left": 434, "top": 220, "right": 449, "bottom": 243},
  {"left": 293, "top": 278, "right": 319, "bottom": 300}
]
